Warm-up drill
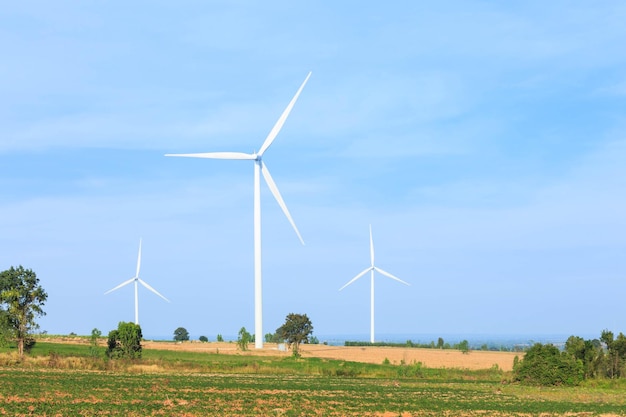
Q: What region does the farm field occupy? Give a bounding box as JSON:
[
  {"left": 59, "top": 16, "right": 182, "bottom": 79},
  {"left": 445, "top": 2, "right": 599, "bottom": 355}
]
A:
[
  {"left": 143, "top": 340, "right": 521, "bottom": 371},
  {"left": 2, "top": 367, "right": 626, "bottom": 416},
  {"left": 1, "top": 340, "right": 626, "bottom": 416}
]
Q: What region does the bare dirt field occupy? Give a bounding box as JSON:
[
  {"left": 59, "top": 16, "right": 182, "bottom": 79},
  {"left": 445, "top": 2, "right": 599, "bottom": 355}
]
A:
[{"left": 142, "top": 341, "right": 520, "bottom": 371}]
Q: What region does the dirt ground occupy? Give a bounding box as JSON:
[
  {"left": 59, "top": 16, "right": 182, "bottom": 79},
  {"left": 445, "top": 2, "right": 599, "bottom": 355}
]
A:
[{"left": 142, "top": 341, "right": 520, "bottom": 371}]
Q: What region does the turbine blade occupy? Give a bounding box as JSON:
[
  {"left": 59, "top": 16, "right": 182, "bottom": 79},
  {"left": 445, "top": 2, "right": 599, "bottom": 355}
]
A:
[
  {"left": 339, "top": 267, "right": 372, "bottom": 291},
  {"left": 374, "top": 267, "right": 410, "bottom": 286},
  {"left": 165, "top": 152, "right": 256, "bottom": 160},
  {"left": 138, "top": 278, "right": 170, "bottom": 302},
  {"left": 258, "top": 72, "right": 312, "bottom": 156},
  {"left": 261, "top": 161, "right": 304, "bottom": 245},
  {"left": 136, "top": 238, "right": 142, "bottom": 278},
  {"left": 369, "top": 225, "right": 375, "bottom": 267},
  {"left": 104, "top": 278, "right": 136, "bottom": 295}
]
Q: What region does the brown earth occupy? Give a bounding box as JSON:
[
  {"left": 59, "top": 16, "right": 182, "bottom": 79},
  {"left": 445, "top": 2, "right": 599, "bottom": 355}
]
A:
[{"left": 141, "top": 340, "right": 520, "bottom": 371}]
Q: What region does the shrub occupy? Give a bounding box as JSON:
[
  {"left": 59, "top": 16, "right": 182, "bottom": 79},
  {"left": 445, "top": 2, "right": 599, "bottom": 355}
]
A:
[
  {"left": 513, "top": 343, "right": 583, "bottom": 386},
  {"left": 106, "top": 322, "right": 142, "bottom": 359}
]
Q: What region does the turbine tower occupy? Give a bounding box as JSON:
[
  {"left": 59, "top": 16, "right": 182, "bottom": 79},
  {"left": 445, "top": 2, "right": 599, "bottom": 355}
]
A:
[
  {"left": 165, "top": 73, "right": 310, "bottom": 349},
  {"left": 340, "top": 225, "right": 410, "bottom": 343},
  {"left": 104, "top": 238, "right": 170, "bottom": 325}
]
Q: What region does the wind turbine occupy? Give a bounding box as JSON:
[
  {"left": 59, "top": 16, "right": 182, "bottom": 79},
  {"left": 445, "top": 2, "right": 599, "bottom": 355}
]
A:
[
  {"left": 104, "top": 238, "right": 170, "bottom": 325},
  {"left": 165, "top": 72, "right": 311, "bottom": 349},
  {"left": 340, "top": 225, "right": 410, "bottom": 343}
]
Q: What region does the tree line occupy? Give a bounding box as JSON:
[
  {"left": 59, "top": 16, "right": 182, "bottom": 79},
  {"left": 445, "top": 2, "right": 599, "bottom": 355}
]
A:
[{"left": 513, "top": 330, "right": 626, "bottom": 386}]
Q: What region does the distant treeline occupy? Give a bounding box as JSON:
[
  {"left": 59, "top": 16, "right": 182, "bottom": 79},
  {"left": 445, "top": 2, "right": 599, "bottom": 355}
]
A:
[{"left": 344, "top": 339, "right": 521, "bottom": 352}]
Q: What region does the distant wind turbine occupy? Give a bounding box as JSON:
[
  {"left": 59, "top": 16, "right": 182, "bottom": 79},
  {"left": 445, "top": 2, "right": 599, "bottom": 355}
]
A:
[
  {"left": 340, "top": 225, "right": 410, "bottom": 343},
  {"left": 104, "top": 238, "right": 170, "bottom": 325},
  {"left": 165, "top": 72, "right": 311, "bottom": 349}
]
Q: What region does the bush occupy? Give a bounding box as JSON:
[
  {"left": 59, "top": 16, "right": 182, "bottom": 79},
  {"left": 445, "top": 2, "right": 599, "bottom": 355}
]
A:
[
  {"left": 513, "top": 343, "right": 583, "bottom": 386},
  {"left": 106, "top": 322, "right": 142, "bottom": 359}
]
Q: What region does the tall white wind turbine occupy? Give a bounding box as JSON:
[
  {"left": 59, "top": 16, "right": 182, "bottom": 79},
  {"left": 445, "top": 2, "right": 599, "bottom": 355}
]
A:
[
  {"left": 340, "top": 225, "right": 410, "bottom": 343},
  {"left": 165, "top": 72, "right": 311, "bottom": 349},
  {"left": 104, "top": 238, "right": 170, "bottom": 325}
]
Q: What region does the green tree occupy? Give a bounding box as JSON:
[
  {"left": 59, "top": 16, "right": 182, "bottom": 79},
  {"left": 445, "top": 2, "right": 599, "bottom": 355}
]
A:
[
  {"left": 0, "top": 308, "right": 10, "bottom": 347},
  {"left": 437, "top": 337, "right": 444, "bottom": 349},
  {"left": 199, "top": 335, "right": 208, "bottom": 342},
  {"left": 107, "top": 322, "right": 143, "bottom": 359},
  {"left": 455, "top": 340, "right": 470, "bottom": 354},
  {"left": 89, "top": 328, "right": 102, "bottom": 358},
  {"left": 276, "top": 313, "right": 313, "bottom": 358},
  {"left": 565, "top": 335, "right": 603, "bottom": 379},
  {"left": 237, "top": 327, "right": 251, "bottom": 351},
  {"left": 173, "top": 327, "right": 190, "bottom": 341},
  {"left": 216, "top": 334, "right": 224, "bottom": 342},
  {"left": 513, "top": 343, "right": 583, "bottom": 386},
  {"left": 0, "top": 266, "right": 48, "bottom": 357}
]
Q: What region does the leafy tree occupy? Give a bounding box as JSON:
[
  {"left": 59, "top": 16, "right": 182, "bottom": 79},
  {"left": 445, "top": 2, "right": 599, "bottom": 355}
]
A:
[
  {"left": 265, "top": 332, "right": 282, "bottom": 343},
  {"left": 107, "top": 322, "right": 143, "bottom": 359},
  {"left": 173, "top": 327, "right": 190, "bottom": 342},
  {"left": 437, "top": 337, "right": 444, "bottom": 349},
  {"left": 216, "top": 334, "right": 224, "bottom": 342},
  {"left": 276, "top": 313, "right": 313, "bottom": 358},
  {"left": 0, "top": 308, "right": 10, "bottom": 347},
  {"left": 455, "top": 340, "right": 470, "bottom": 354},
  {"left": 89, "top": 328, "right": 102, "bottom": 358},
  {"left": 0, "top": 266, "right": 48, "bottom": 357},
  {"left": 237, "top": 327, "right": 252, "bottom": 351},
  {"left": 199, "top": 335, "right": 208, "bottom": 342},
  {"left": 513, "top": 343, "right": 583, "bottom": 386},
  {"left": 565, "top": 335, "right": 604, "bottom": 379}
]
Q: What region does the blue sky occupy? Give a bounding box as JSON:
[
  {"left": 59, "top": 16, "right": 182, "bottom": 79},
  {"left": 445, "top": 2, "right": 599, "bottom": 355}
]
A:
[{"left": 1, "top": 1, "right": 625, "bottom": 342}]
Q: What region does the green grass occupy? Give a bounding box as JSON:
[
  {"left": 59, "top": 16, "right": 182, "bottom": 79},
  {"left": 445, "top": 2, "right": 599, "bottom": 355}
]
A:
[{"left": 1, "top": 340, "right": 626, "bottom": 416}]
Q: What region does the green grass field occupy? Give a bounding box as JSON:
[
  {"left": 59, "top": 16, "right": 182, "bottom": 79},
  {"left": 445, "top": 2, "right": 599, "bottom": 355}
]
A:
[{"left": 1, "top": 341, "right": 626, "bottom": 416}]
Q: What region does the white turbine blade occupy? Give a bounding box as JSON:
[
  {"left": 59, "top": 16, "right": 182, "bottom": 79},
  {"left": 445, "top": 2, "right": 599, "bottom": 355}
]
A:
[
  {"left": 374, "top": 266, "right": 410, "bottom": 286},
  {"left": 258, "top": 72, "right": 312, "bottom": 156},
  {"left": 104, "top": 278, "right": 136, "bottom": 295},
  {"left": 369, "top": 225, "right": 375, "bottom": 267},
  {"left": 135, "top": 238, "right": 142, "bottom": 278},
  {"left": 260, "top": 161, "right": 304, "bottom": 245},
  {"left": 165, "top": 152, "right": 256, "bottom": 160},
  {"left": 138, "top": 278, "right": 170, "bottom": 302},
  {"left": 339, "top": 267, "right": 372, "bottom": 291}
]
